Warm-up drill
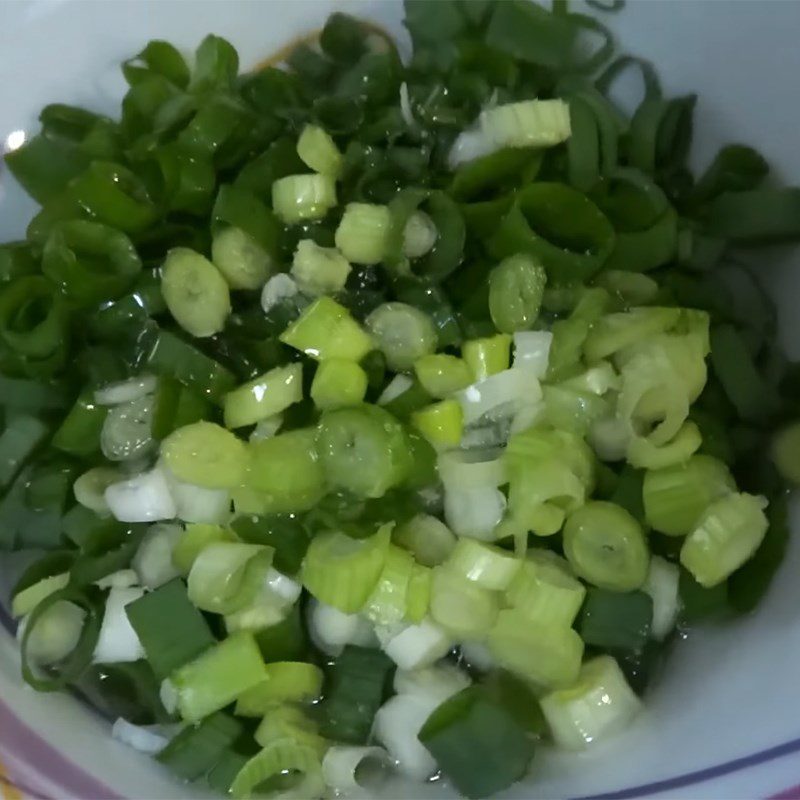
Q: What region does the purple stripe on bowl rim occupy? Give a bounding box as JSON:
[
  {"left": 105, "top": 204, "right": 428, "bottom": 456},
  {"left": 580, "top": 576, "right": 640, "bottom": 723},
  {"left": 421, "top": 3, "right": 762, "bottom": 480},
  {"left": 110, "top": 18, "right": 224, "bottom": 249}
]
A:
[
  {"left": 0, "top": 694, "right": 122, "bottom": 800},
  {"left": 770, "top": 785, "right": 800, "bottom": 800},
  {"left": 572, "top": 735, "right": 800, "bottom": 800}
]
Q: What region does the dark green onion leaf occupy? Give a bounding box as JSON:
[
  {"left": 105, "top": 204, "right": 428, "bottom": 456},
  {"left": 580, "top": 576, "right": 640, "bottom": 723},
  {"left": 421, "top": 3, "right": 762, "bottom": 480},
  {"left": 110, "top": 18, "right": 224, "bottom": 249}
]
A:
[
  {"left": 253, "top": 602, "right": 307, "bottom": 663},
  {"left": 485, "top": 0, "right": 578, "bottom": 70},
  {"left": 157, "top": 712, "right": 243, "bottom": 780},
  {"left": 43, "top": 220, "right": 142, "bottom": 306},
  {"left": 123, "top": 41, "right": 190, "bottom": 89},
  {"left": 578, "top": 588, "right": 653, "bottom": 652},
  {"left": 319, "top": 645, "right": 394, "bottom": 744},
  {"left": 0, "top": 415, "right": 50, "bottom": 490},
  {"left": 710, "top": 324, "right": 778, "bottom": 423},
  {"left": 125, "top": 578, "right": 216, "bottom": 680},
  {"left": 419, "top": 685, "right": 536, "bottom": 800},
  {"left": 488, "top": 183, "right": 615, "bottom": 283},
  {"left": 211, "top": 184, "right": 281, "bottom": 258},
  {"left": 4, "top": 135, "right": 91, "bottom": 205},
  {"left": 231, "top": 515, "right": 311, "bottom": 576},
  {"left": 190, "top": 35, "right": 239, "bottom": 94},
  {"left": 21, "top": 586, "right": 103, "bottom": 692},
  {"left": 706, "top": 188, "right": 800, "bottom": 244}
]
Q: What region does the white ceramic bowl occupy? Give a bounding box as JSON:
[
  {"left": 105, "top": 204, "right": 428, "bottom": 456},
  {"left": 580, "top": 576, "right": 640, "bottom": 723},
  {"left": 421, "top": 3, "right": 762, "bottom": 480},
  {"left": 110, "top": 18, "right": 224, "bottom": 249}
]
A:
[{"left": 3, "top": 2, "right": 800, "bottom": 798}]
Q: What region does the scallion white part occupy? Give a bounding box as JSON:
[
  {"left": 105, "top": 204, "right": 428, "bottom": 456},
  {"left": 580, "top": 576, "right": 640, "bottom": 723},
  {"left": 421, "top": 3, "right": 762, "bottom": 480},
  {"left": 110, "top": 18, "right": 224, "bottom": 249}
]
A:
[
  {"left": 265, "top": 568, "right": 303, "bottom": 606},
  {"left": 261, "top": 273, "right": 299, "bottom": 315},
  {"left": 460, "top": 640, "right": 494, "bottom": 672},
  {"left": 447, "top": 127, "right": 495, "bottom": 169},
  {"left": 589, "top": 414, "right": 632, "bottom": 462},
  {"left": 93, "top": 587, "right": 146, "bottom": 664},
  {"left": 291, "top": 239, "right": 351, "bottom": 295},
  {"left": 444, "top": 486, "right": 506, "bottom": 540},
  {"left": 399, "top": 82, "right": 416, "bottom": 130},
  {"left": 377, "top": 618, "right": 452, "bottom": 670},
  {"left": 307, "top": 599, "right": 377, "bottom": 657},
  {"left": 19, "top": 601, "right": 85, "bottom": 665},
  {"left": 249, "top": 414, "right": 284, "bottom": 442},
  {"left": 540, "top": 655, "right": 641, "bottom": 750},
  {"left": 372, "top": 694, "right": 439, "bottom": 780},
  {"left": 642, "top": 556, "right": 680, "bottom": 641},
  {"left": 438, "top": 447, "right": 507, "bottom": 489},
  {"left": 95, "top": 569, "right": 139, "bottom": 590},
  {"left": 377, "top": 374, "right": 414, "bottom": 406},
  {"left": 165, "top": 470, "right": 230, "bottom": 524},
  {"left": 402, "top": 211, "right": 438, "bottom": 259},
  {"left": 94, "top": 375, "right": 157, "bottom": 406},
  {"left": 111, "top": 719, "right": 172, "bottom": 755},
  {"left": 105, "top": 467, "right": 177, "bottom": 523},
  {"left": 100, "top": 395, "right": 155, "bottom": 463},
  {"left": 513, "top": 331, "right": 553, "bottom": 377},
  {"left": 132, "top": 523, "right": 183, "bottom": 590},
  {"left": 322, "top": 746, "right": 391, "bottom": 798},
  {"left": 456, "top": 368, "right": 542, "bottom": 427},
  {"left": 509, "top": 401, "right": 545, "bottom": 436},
  {"left": 393, "top": 663, "right": 471, "bottom": 705}
]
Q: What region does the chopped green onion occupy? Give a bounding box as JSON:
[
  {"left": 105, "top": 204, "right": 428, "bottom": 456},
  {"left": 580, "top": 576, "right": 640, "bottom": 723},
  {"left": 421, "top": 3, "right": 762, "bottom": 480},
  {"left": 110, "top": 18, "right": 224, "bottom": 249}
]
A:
[
  {"left": 125, "top": 578, "right": 216, "bottom": 680},
  {"left": 363, "top": 544, "right": 415, "bottom": 626},
  {"left": 642, "top": 555, "right": 680, "bottom": 640},
  {"left": 297, "top": 124, "right": 343, "bottom": 178},
  {"left": 310, "top": 359, "right": 368, "bottom": 410},
  {"left": 488, "top": 253, "right": 547, "bottom": 334},
  {"left": 563, "top": 501, "right": 649, "bottom": 591},
  {"left": 0, "top": 415, "right": 49, "bottom": 489},
  {"left": 481, "top": 98, "right": 571, "bottom": 149},
  {"left": 414, "top": 354, "right": 472, "bottom": 398},
  {"left": 680, "top": 492, "right": 769, "bottom": 588},
  {"left": 22, "top": 599, "right": 86, "bottom": 665},
  {"left": 172, "top": 523, "right": 234, "bottom": 575},
  {"left": 487, "top": 608, "right": 584, "bottom": 689},
  {"left": 411, "top": 399, "right": 464, "bottom": 448},
  {"left": 156, "top": 712, "right": 243, "bottom": 781},
  {"left": 577, "top": 588, "right": 653, "bottom": 652},
  {"left": 11, "top": 571, "right": 70, "bottom": 617},
  {"left": 430, "top": 566, "right": 499, "bottom": 638},
  {"left": 316, "top": 406, "right": 412, "bottom": 499},
  {"left": 393, "top": 514, "right": 457, "bottom": 567},
  {"left": 223, "top": 364, "right": 303, "bottom": 429},
  {"left": 643, "top": 454, "right": 735, "bottom": 536},
  {"left": 540, "top": 655, "right": 641, "bottom": 749},
  {"left": 419, "top": 685, "right": 536, "bottom": 800},
  {"left": 365, "top": 302, "right": 437, "bottom": 372},
  {"left": 291, "top": 239, "right": 351, "bottom": 295},
  {"left": 301, "top": 525, "right": 391, "bottom": 613},
  {"left": 211, "top": 226, "right": 273, "bottom": 291},
  {"left": 161, "top": 248, "right": 231, "bottom": 338},
  {"left": 272, "top": 173, "right": 337, "bottom": 224},
  {"left": 243, "top": 428, "right": 326, "bottom": 513},
  {"left": 161, "top": 421, "right": 247, "bottom": 489},
  {"left": 506, "top": 550, "right": 585, "bottom": 627},
  {"left": 280, "top": 296, "right": 374, "bottom": 362},
  {"left": 187, "top": 542, "right": 273, "bottom": 615},
  {"left": 230, "top": 738, "right": 325, "bottom": 800},
  {"left": 444, "top": 539, "right": 521, "bottom": 591},
  {"left": 171, "top": 631, "right": 268, "bottom": 723},
  {"left": 403, "top": 211, "right": 438, "bottom": 259},
  {"left": 235, "top": 661, "right": 324, "bottom": 715},
  {"left": 335, "top": 203, "right": 392, "bottom": 265},
  {"left": 319, "top": 645, "right": 395, "bottom": 744},
  {"left": 462, "top": 334, "right": 512, "bottom": 381},
  {"left": 627, "top": 421, "right": 702, "bottom": 470}
]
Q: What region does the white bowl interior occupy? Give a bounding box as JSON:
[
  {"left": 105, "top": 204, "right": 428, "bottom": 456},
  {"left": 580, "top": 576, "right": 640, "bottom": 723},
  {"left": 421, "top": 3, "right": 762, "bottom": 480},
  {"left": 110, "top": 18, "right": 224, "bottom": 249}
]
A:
[{"left": 2, "top": 2, "right": 800, "bottom": 798}]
